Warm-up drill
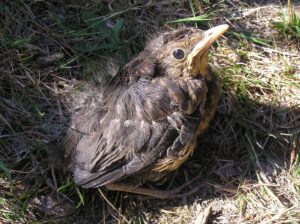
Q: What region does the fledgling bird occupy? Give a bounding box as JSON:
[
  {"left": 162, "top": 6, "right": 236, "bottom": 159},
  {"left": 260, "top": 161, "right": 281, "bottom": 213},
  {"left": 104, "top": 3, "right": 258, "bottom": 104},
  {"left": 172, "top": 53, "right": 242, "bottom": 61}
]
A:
[{"left": 64, "top": 25, "right": 229, "bottom": 199}]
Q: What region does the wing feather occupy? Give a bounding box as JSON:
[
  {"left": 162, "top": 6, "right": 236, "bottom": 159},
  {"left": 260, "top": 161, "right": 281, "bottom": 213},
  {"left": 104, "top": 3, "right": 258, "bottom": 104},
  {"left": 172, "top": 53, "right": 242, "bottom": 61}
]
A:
[{"left": 66, "top": 77, "right": 207, "bottom": 187}]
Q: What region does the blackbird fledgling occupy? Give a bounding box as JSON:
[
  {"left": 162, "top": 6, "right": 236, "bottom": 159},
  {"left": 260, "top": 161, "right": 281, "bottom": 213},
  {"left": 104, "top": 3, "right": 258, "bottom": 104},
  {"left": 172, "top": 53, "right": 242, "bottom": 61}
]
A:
[{"left": 64, "top": 25, "right": 228, "bottom": 199}]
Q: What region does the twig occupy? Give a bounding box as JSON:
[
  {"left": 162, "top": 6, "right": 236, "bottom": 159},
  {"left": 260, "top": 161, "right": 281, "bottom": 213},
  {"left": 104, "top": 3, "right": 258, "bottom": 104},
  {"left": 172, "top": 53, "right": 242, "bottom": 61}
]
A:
[
  {"left": 98, "top": 188, "right": 129, "bottom": 223},
  {"left": 194, "top": 204, "right": 213, "bottom": 224},
  {"left": 253, "top": 44, "right": 300, "bottom": 57}
]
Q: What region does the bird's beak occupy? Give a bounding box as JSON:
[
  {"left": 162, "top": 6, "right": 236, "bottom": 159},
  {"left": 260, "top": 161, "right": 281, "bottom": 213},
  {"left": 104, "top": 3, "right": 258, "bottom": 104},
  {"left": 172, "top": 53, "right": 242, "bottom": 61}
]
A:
[{"left": 187, "top": 24, "right": 229, "bottom": 76}]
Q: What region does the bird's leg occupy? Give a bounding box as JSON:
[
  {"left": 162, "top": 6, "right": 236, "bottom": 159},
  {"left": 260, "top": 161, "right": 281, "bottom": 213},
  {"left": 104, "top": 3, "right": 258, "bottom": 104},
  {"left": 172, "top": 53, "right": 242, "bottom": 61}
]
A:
[
  {"left": 106, "top": 183, "right": 175, "bottom": 199},
  {"left": 105, "top": 173, "right": 203, "bottom": 199}
]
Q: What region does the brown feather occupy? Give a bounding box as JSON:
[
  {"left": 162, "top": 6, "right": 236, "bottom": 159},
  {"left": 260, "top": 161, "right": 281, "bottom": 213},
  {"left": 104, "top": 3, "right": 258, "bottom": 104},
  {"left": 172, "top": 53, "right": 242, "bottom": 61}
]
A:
[{"left": 63, "top": 27, "right": 222, "bottom": 188}]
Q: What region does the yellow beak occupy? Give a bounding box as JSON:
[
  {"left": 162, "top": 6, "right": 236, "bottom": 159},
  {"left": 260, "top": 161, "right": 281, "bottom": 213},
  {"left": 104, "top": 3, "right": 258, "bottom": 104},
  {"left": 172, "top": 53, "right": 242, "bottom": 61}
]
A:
[{"left": 187, "top": 24, "right": 229, "bottom": 73}]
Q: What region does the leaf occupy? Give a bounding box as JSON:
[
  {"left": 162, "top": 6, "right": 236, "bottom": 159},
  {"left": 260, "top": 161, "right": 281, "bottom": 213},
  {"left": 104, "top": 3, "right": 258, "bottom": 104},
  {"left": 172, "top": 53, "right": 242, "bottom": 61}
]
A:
[
  {"left": 112, "top": 18, "right": 124, "bottom": 41},
  {"left": 295, "top": 26, "right": 300, "bottom": 36},
  {"left": 81, "top": 9, "right": 98, "bottom": 26},
  {"left": 168, "top": 14, "right": 210, "bottom": 23},
  {"left": 57, "top": 181, "right": 74, "bottom": 192},
  {"left": 231, "top": 32, "right": 272, "bottom": 47},
  {"left": 81, "top": 9, "right": 109, "bottom": 34},
  {"left": 75, "top": 185, "right": 85, "bottom": 207}
]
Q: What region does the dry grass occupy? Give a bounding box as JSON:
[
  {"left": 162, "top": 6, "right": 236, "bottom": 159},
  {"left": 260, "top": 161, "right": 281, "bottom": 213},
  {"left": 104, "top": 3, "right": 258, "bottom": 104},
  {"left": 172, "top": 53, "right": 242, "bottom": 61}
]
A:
[{"left": 0, "top": 0, "right": 299, "bottom": 223}]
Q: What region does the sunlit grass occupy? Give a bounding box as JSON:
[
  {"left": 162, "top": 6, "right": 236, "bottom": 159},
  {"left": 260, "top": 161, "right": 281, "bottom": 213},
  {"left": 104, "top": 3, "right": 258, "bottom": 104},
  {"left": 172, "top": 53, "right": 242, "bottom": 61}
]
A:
[{"left": 273, "top": 1, "right": 300, "bottom": 40}]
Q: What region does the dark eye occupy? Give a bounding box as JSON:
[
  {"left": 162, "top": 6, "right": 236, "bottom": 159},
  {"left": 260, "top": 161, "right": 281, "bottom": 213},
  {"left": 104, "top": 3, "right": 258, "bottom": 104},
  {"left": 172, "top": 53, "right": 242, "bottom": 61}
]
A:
[{"left": 172, "top": 49, "right": 185, "bottom": 60}]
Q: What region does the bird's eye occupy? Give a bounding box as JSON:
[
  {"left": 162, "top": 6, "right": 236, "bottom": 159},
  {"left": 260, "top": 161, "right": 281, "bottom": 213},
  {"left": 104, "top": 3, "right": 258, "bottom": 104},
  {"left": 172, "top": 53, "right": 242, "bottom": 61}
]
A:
[{"left": 172, "top": 49, "right": 185, "bottom": 60}]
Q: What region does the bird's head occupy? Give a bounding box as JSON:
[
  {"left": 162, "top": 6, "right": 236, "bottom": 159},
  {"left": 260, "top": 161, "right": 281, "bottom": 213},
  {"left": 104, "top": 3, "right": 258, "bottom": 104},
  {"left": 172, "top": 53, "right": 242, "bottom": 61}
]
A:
[{"left": 144, "top": 24, "right": 229, "bottom": 80}]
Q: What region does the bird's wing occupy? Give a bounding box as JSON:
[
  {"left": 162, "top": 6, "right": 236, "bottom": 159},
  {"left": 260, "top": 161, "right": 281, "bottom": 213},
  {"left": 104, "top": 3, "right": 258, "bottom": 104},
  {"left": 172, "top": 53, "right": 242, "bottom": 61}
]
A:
[{"left": 67, "top": 77, "right": 207, "bottom": 188}]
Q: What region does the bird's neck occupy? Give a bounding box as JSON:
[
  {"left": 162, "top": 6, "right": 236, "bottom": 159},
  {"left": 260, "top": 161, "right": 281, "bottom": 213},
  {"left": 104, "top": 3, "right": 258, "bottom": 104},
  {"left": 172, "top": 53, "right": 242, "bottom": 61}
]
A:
[
  {"left": 198, "top": 52, "right": 210, "bottom": 78},
  {"left": 196, "top": 70, "right": 221, "bottom": 136}
]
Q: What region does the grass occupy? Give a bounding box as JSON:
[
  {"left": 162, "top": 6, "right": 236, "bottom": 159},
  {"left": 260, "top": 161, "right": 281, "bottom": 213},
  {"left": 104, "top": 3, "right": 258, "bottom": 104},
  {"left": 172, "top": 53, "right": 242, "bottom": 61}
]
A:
[
  {"left": 168, "top": 14, "right": 211, "bottom": 23},
  {"left": 0, "top": 0, "right": 300, "bottom": 223},
  {"left": 273, "top": 0, "right": 300, "bottom": 40},
  {"left": 274, "top": 10, "right": 300, "bottom": 39}
]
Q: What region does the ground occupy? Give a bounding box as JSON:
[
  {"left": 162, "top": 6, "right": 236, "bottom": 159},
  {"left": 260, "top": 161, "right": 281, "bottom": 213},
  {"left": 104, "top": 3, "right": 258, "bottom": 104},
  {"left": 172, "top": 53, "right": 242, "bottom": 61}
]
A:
[{"left": 0, "top": 0, "right": 299, "bottom": 223}]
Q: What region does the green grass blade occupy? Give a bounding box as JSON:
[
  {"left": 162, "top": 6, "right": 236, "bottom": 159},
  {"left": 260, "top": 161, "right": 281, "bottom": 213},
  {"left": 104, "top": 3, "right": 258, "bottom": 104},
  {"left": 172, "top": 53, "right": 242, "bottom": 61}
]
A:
[{"left": 167, "top": 14, "right": 210, "bottom": 23}]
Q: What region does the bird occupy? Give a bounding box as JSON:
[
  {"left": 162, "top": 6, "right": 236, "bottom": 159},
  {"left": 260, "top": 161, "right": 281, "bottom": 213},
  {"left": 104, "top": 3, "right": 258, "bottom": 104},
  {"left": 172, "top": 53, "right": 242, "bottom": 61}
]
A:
[{"left": 63, "top": 24, "right": 229, "bottom": 199}]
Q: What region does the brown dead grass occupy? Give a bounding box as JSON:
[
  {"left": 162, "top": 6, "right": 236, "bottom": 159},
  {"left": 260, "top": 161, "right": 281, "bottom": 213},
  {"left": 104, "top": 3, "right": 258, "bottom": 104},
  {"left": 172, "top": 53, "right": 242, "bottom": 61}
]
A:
[{"left": 0, "top": 0, "right": 299, "bottom": 223}]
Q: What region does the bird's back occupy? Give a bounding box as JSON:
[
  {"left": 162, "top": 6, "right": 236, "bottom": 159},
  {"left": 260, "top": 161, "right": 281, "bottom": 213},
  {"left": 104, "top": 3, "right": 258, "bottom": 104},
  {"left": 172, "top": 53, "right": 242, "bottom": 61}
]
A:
[{"left": 64, "top": 75, "right": 209, "bottom": 187}]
